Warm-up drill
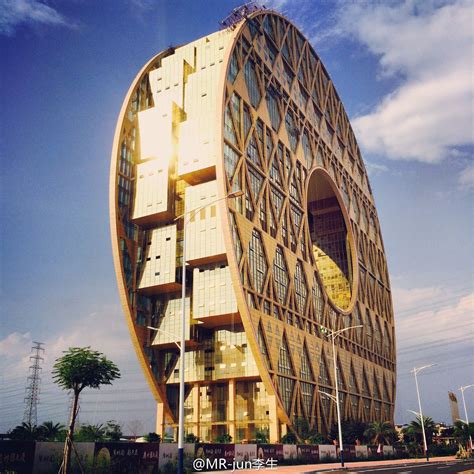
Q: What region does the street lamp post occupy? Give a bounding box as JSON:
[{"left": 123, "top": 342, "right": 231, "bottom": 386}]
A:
[
  {"left": 320, "top": 324, "right": 362, "bottom": 468},
  {"left": 172, "top": 189, "right": 242, "bottom": 474},
  {"left": 411, "top": 364, "right": 435, "bottom": 462},
  {"left": 460, "top": 384, "right": 474, "bottom": 451}
]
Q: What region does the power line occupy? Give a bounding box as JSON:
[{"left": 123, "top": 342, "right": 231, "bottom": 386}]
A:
[{"left": 394, "top": 288, "right": 473, "bottom": 317}]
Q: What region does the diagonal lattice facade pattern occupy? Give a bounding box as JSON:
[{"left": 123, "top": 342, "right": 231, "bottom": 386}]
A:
[{"left": 110, "top": 9, "right": 396, "bottom": 442}]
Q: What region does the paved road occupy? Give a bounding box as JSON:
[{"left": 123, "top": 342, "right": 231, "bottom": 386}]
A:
[
  {"left": 203, "top": 457, "right": 473, "bottom": 474},
  {"left": 334, "top": 460, "right": 474, "bottom": 473}
]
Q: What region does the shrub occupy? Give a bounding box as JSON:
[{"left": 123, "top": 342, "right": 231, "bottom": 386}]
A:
[{"left": 144, "top": 432, "right": 161, "bottom": 442}]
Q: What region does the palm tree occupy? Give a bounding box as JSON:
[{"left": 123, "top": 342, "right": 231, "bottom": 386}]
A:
[
  {"left": 364, "top": 421, "right": 396, "bottom": 446},
  {"left": 453, "top": 420, "right": 474, "bottom": 449},
  {"left": 9, "top": 422, "right": 39, "bottom": 441},
  {"left": 39, "top": 421, "right": 65, "bottom": 441},
  {"left": 330, "top": 421, "right": 367, "bottom": 445},
  {"left": 282, "top": 418, "right": 324, "bottom": 444},
  {"left": 402, "top": 415, "right": 436, "bottom": 454},
  {"left": 76, "top": 423, "right": 106, "bottom": 442}
]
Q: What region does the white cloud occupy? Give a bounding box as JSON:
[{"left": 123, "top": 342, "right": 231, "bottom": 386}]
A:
[
  {"left": 0, "top": 305, "right": 137, "bottom": 399},
  {"left": 392, "top": 285, "right": 445, "bottom": 314},
  {"left": 46, "top": 308, "right": 131, "bottom": 363},
  {"left": 364, "top": 160, "right": 389, "bottom": 176},
  {"left": 354, "top": 70, "right": 472, "bottom": 163},
  {"left": 458, "top": 164, "right": 474, "bottom": 190},
  {"left": 261, "top": 0, "right": 290, "bottom": 10},
  {"left": 0, "top": 331, "right": 31, "bottom": 358},
  {"left": 0, "top": 331, "right": 33, "bottom": 378},
  {"left": 394, "top": 286, "right": 474, "bottom": 354},
  {"left": 129, "top": 0, "right": 156, "bottom": 12},
  {"left": 333, "top": 0, "right": 473, "bottom": 165},
  {"left": 0, "top": 0, "right": 72, "bottom": 36}
]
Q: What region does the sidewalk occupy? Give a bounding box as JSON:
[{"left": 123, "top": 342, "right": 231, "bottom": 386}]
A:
[{"left": 205, "top": 455, "right": 458, "bottom": 473}]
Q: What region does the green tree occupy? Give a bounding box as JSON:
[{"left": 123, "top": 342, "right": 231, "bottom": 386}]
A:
[
  {"left": 402, "top": 415, "right": 437, "bottom": 454},
  {"left": 453, "top": 420, "right": 474, "bottom": 449},
  {"left": 8, "top": 422, "right": 40, "bottom": 441},
  {"left": 255, "top": 429, "right": 269, "bottom": 444},
  {"left": 104, "top": 420, "right": 122, "bottom": 441},
  {"left": 306, "top": 430, "right": 325, "bottom": 445},
  {"left": 364, "top": 421, "right": 396, "bottom": 446},
  {"left": 281, "top": 418, "right": 324, "bottom": 444},
  {"left": 184, "top": 433, "right": 199, "bottom": 443},
  {"left": 281, "top": 431, "right": 298, "bottom": 444},
  {"left": 144, "top": 432, "right": 161, "bottom": 442},
  {"left": 39, "top": 421, "right": 66, "bottom": 441},
  {"left": 75, "top": 423, "right": 106, "bottom": 442},
  {"left": 52, "top": 347, "right": 120, "bottom": 474},
  {"left": 215, "top": 433, "right": 232, "bottom": 443},
  {"left": 330, "top": 421, "right": 368, "bottom": 445}
]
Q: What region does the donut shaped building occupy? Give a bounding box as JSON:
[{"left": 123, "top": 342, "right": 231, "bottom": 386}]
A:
[{"left": 110, "top": 7, "right": 396, "bottom": 442}]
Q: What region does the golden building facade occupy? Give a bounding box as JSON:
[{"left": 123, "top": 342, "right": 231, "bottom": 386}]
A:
[{"left": 110, "top": 8, "right": 396, "bottom": 443}]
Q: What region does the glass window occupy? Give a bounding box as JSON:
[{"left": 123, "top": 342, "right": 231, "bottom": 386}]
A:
[
  {"left": 273, "top": 246, "right": 289, "bottom": 304},
  {"left": 246, "top": 135, "right": 260, "bottom": 167},
  {"left": 290, "top": 205, "right": 302, "bottom": 235},
  {"left": 248, "top": 166, "right": 264, "bottom": 200},
  {"left": 300, "top": 345, "right": 314, "bottom": 381},
  {"left": 230, "top": 212, "right": 243, "bottom": 264},
  {"left": 294, "top": 261, "right": 308, "bottom": 314},
  {"left": 224, "top": 105, "right": 237, "bottom": 145},
  {"left": 248, "top": 230, "right": 267, "bottom": 293},
  {"left": 243, "top": 103, "right": 252, "bottom": 139},
  {"left": 231, "top": 92, "right": 241, "bottom": 137},
  {"left": 224, "top": 143, "right": 239, "bottom": 179},
  {"left": 278, "top": 337, "right": 294, "bottom": 375},
  {"left": 265, "top": 127, "right": 274, "bottom": 163},
  {"left": 302, "top": 129, "right": 313, "bottom": 169},
  {"left": 244, "top": 59, "right": 261, "bottom": 108},
  {"left": 318, "top": 354, "right": 331, "bottom": 386},
  {"left": 365, "top": 310, "right": 373, "bottom": 349},
  {"left": 278, "top": 376, "right": 294, "bottom": 414},
  {"left": 228, "top": 51, "right": 239, "bottom": 83},
  {"left": 312, "top": 277, "right": 323, "bottom": 323},
  {"left": 257, "top": 324, "right": 271, "bottom": 370},
  {"left": 266, "top": 85, "right": 281, "bottom": 131},
  {"left": 285, "top": 110, "right": 298, "bottom": 152},
  {"left": 301, "top": 382, "right": 314, "bottom": 418}
]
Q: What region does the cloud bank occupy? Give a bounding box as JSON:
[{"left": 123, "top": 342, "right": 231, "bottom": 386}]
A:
[
  {"left": 0, "top": 0, "right": 71, "bottom": 36},
  {"left": 339, "top": 0, "right": 473, "bottom": 166},
  {"left": 393, "top": 285, "right": 474, "bottom": 423}
]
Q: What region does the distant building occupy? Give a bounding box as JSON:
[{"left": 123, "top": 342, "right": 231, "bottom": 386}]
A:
[
  {"left": 434, "top": 423, "right": 457, "bottom": 447},
  {"left": 110, "top": 7, "right": 396, "bottom": 442},
  {"left": 448, "top": 391, "right": 460, "bottom": 424}
]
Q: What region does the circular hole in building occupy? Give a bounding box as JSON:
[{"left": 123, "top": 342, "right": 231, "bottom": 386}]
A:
[{"left": 307, "top": 168, "right": 356, "bottom": 311}]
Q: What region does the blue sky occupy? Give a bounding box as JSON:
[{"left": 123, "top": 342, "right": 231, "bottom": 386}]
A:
[{"left": 1, "top": 0, "right": 473, "bottom": 434}]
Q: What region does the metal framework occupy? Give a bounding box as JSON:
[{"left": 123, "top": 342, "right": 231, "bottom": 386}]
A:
[
  {"left": 110, "top": 10, "right": 396, "bottom": 442},
  {"left": 23, "top": 341, "right": 45, "bottom": 426},
  {"left": 221, "top": 2, "right": 263, "bottom": 30}
]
